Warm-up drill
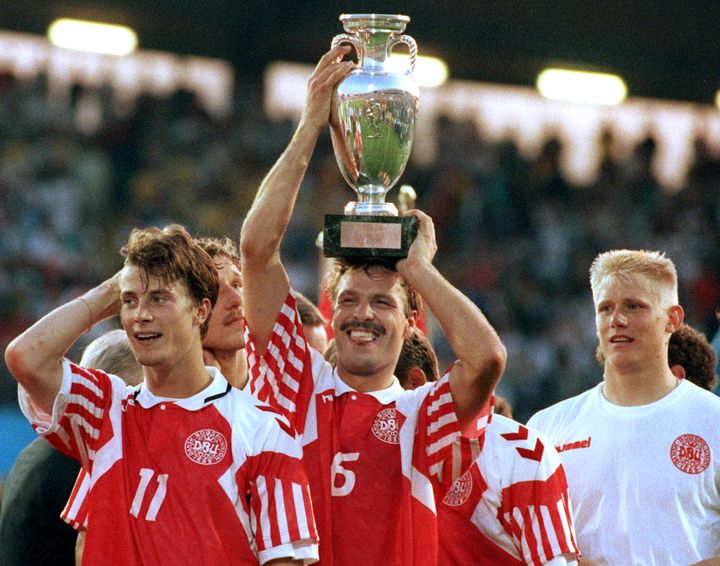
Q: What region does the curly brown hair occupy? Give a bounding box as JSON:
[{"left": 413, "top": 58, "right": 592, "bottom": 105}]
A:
[
  {"left": 668, "top": 324, "right": 718, "bottom": 391},
  {"left": 121, "top": 225, "right": 219, "bottom": 337},
  {"left": 195, "top": 236, "right": 240, "bottom": 269}
]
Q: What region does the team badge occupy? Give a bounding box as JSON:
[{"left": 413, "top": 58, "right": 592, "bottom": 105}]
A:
[
  {"left": 670, "top": 434, "right": 710, "bottom": 475},
  {"left": 185, "top": 429, "right": 228, "bottom": 465},
  {"left": 371, "top": 408, "right": 400, "bottom": 444},
  {"left": 443, "top": 470, "right": 473, "bottom": 507}
]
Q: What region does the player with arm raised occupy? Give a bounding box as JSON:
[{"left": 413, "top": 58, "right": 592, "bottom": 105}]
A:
[
  {"left": 5, "top": 225, "right": 317, "bottom": 565},
  {"left": 240, "top": 45, "right": 506, "bottom": 565}
]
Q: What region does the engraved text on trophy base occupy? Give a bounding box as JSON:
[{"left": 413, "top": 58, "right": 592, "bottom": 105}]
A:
[{"left": 340, "top": 221, "right": 402, "bottom": 249}]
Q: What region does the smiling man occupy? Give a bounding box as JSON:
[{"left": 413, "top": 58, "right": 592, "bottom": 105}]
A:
[
  {"left": 528, "top": 249, "right": 720, "bottom": 564},
  {"left": 240, "top": 46, "right": 506, "bottom": 565},
  {"left": 4, "top": 225, "right": 317, "bottom": 565}
]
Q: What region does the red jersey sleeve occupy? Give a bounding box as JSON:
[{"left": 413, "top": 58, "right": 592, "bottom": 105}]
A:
[
  {"left": 61, "top": 468, "right": 91, "bottom": 531},
  {"left": 238, "top": 406, "right": 318, "bottom": 564},
  {"left": 245, "top": 290, "right": 315, "bottom": 433},
  {"left": 18, "top": 359, "right": 123, "bottom": 472},
  {"left": 411, "top": 373, "right": 491, "bottom": 490},
  {"left": 495, "top": 426, "right": 578, "bottom": 564}
]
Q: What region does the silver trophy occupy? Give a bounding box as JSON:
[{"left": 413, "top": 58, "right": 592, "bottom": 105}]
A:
[{"left": 323, "top": 13, "right": 419, "bottom": 258}]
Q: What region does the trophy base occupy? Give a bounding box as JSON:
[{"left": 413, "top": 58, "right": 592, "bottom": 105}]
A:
[{"left": 323, "top": 214, "right": 419, "bottom": 259}]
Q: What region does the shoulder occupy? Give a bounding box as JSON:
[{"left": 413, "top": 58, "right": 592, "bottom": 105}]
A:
[
  {"left": 482, "top": 414, "right": 562, "bottom": 478},
  {"left": 226, "top": 388, "right": 296, "bottom": 436},
  {"left": 680, "top": 379, "right": 720, "bottom": 407},
  {"left": 527, "top": 384, "right": 599, "bottom": 431}
]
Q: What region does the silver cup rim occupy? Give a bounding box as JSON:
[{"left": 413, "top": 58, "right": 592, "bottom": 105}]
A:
[{"left": 339, "top": 14, "right": 410, "bottom": 30}]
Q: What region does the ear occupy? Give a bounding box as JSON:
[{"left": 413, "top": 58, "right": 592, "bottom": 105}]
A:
[
  {"left": 403, "top": 310, "right": 417, "bottom": 339},
  {"left": 196, "top": 298, "right": 212, "bottom": 327},
  {"left": 406, "top": 367, "right": 427, "bottom": 390},
  {"left": 670, "top": 364, "right": 685, "bottom": 379},
  {"left": 666, "top": 305, "right": 684, "bottom": 333}
]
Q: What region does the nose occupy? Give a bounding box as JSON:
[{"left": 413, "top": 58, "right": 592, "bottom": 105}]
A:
[
  {"left": 610, "top": 308, "right": 627, "bottom": 327},
  {"left": 135, "top": 300, "right": 153, "bottom": 322},
  {"left": 352, "top": 299, "right": 374, "bottom": 320},
  {"left": 231, "top": 286, "right": 243, "bottom": 308}
]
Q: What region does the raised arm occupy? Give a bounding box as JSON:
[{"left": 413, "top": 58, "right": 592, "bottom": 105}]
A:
[
  {"left": 240, "top": 46, "right": 353, "bottom": 354},
  {"left": 396, "top": 210, "right": 506, "bottom": 432},
  {"left": 4, "top": 274, "right": 121, "bottom": 415}
]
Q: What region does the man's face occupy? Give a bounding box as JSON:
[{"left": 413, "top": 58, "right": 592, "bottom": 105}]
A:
[
  {"left": 119, "top": 265, "right": 207, "bottom": 370},
  {"left": 202, "top": 257, "right": 244, "bottom": 352},
  {"left": 332, "top": 267, "right": 414, "bottom": 379},
  {"left": 594, "top": 274, "right": 675, "bottom": 372}
]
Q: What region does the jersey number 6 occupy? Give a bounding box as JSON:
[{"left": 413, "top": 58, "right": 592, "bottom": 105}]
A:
[{"left": 331, "top": 452, "right": 360, "bottom": 497}]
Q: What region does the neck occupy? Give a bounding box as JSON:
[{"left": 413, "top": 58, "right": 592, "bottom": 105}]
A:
[
  {"left": 337, "top": 367, "right": 395, "bottom": 393},
  {"left": 602, "top": 362, "right": 679, "bottom": 406},
  {"left": 144, "top": 355, "right": 213, "bottom": 398},
  {"left": 209, "top": 348, "right": 248, "bottom": 390}
]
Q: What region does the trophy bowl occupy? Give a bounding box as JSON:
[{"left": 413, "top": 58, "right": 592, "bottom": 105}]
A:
[{"left": 324, "top": 13, "right": 420, "bottom": 257}]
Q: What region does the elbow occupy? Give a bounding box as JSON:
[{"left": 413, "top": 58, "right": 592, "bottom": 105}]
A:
[
  {"left": 5, "top": 337, "right": 34, "bottom": 384},
  {"left": 240, "top": 223, "right": 281, "bottom": 265},
  {"left": 474, "top": 343, "right": 507, "bottom": 390}
]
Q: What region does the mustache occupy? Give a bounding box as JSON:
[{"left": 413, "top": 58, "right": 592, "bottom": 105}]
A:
[
  {"left": 339, "top": 320, "right": 386, "bottom": 335},
  {"left": 223, "top": 309, "right": 244, "bottom": 325}
]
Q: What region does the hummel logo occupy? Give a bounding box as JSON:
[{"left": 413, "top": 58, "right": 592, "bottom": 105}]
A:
[
  {"left": 501, "top": 425, "right": 545, "bottom": 461},
  {"left": 556, "top": 436, "right": 592, "bottom": 453}
]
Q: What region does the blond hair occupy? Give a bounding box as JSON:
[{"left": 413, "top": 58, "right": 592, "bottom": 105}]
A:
[{"left": 589, "top": 249, "right": 678, "bottom": 308}]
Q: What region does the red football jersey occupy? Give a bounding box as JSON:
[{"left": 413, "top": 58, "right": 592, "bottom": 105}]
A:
[
  {"left": 20, "top": 360, "right": 318, "bottom": 565},
  {"left": 439, "top": 414, "right": 579, "bottom": 564},
  {"left": 61, "top": 467, "right": 90, "bottom": 530},
  {"left": 246, "top": 290, "right": 487, "bottom": 565}
]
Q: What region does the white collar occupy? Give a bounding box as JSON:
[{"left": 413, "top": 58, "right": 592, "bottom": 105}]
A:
[
  {"left": 132, "top": 366, "right": 231, "bottom": 411},
  {"left": 332, "top": 368, "right": 404, "bottom": 404}
]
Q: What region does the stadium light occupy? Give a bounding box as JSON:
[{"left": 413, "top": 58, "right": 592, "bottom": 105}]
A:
[
  {"left": 388, "top": 54, "right": 449, "bottom": 88},
  {"left": 48, "top": 18, "right": 138, "bottom": 56},
  {"left": 536, "top": 68, "right": 627, "bottom": 105}
]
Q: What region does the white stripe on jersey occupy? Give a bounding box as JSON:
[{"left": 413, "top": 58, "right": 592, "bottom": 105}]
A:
[
  {"left": 74, "top": 373, "right": 104, "bottom": 398},
  {"left": 256, "top": 475, "right": 272, "bottom": 547},
  {"left": 274, "top": 479, "right": 289, "bottom": 543},
  {"left": 292, "top": 482, "right": 311, "bottom": 540},
  {"left": 427, "top": 430, "right": 456, "bottom": 459},
  {"left": 67, "top": 405, "right": 101, "bottom": 439},
  {"left": 218, "top": 458, "right": 256, "bottom": 555},
  {"left": 514, "top": 505, "right": 533, "bottom": 562},
  {"left": 428, "top": 411, "right": 457, "bottom": 435},
  {"left": 427, "top": 391, "right": 453, "bottom": 416},
  {"left": 68, "top": 393, "right": 104, "bottom": 420},
  {"left": 540, "top": 504, "right": 562, "bottom": 561},
  {"left": 556, "top": 498, "right": 574, "bottom": 555},
  {"left": 410, "top": 465, "right": 436, "bottom": 512},
  {"left": 265, "top": 367, "right": 296, "bottom": 414},
  {"left": 54, "top": 424, "right": 73, "bottom": 453},
  {"left": 70, "top": 420, "right": 94, "bottom": 470}
]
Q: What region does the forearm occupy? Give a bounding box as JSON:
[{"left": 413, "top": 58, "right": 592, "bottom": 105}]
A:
[
  {"left": 240, "top": 120, "right": 321, "bottom": 262},
  {"left": 4, "top": 278, "right": 119, "bottom": 414},
  {"left": 399, "top": 259, "right": 506, "bottom": 423}
]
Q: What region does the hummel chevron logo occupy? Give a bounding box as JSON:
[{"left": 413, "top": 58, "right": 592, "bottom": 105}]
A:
[
  {"left": 500, "top": 425, "right": 529, "bottom": 442},
  {"left": 501, "top": 425, "right": 544, "bottom": 461},
  {"left": 516, "top": 439, "right": 544, "bottom": 462}
]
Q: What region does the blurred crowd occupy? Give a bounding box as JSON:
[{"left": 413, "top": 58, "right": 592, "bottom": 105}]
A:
[{"left": 1, "top": 70, "right": 720, "bottom": 422}]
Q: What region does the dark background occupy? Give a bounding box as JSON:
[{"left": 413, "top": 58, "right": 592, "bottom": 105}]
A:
[{"left": 4, "top": 1, "right": 720, "bottom": 104}]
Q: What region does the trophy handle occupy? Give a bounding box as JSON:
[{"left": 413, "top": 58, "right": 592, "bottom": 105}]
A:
[
  {"left": 389, "top": 35, "right": 417, "bottom": 74},
  {"left": 332, "top": 33, "right": 362, "bottom": 61}
]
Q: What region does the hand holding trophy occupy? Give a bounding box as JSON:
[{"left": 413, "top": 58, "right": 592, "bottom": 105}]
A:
[{"left": 323, "top": 13, "right": 420, "bottom": 258}]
